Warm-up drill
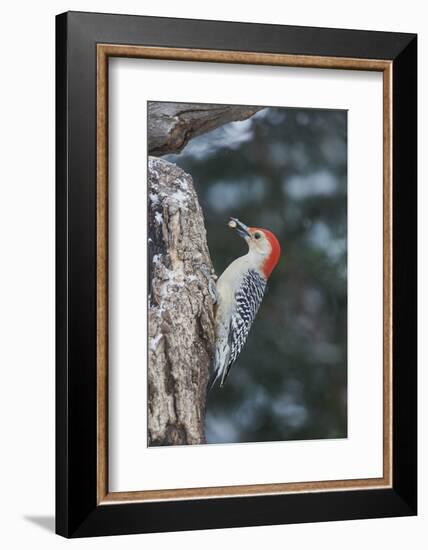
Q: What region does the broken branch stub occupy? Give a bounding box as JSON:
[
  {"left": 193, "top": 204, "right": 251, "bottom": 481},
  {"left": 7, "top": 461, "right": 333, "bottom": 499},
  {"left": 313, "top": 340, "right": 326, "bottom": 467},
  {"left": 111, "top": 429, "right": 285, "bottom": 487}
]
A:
[{"left": 148, "top": 102, "right": 263, "bottom": 156}]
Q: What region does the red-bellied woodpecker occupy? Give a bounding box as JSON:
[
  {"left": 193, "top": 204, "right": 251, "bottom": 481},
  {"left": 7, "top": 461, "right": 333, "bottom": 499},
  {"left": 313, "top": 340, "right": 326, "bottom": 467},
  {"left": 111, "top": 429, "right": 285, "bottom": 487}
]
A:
[{"left": 210, "top": 217, "right": 281, "bottom": 390}]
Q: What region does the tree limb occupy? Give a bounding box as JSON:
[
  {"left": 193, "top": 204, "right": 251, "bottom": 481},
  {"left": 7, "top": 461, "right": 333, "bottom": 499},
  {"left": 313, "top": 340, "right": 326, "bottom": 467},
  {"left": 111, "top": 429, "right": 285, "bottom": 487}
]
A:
[{"left": 148, "top": 102, "right": 262, "bottom": 156}]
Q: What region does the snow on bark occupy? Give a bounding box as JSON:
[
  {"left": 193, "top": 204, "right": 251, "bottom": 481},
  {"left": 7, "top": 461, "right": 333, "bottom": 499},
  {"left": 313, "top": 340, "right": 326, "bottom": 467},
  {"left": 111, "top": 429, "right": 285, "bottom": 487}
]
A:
[{"left": 148, "top": 156, "right": 216, "bottom": 445}]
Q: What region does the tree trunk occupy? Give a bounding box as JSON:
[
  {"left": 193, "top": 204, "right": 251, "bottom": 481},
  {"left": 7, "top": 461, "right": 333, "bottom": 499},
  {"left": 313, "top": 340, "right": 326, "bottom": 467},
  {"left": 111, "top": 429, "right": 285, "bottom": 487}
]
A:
[
  {"left": 148, "top": 102, "right": 262, "bottom": 156},
  {"left": 147, "top": 104, "right": 260, "bottom": 445},
  {"left": 148, "top": 156, "right": 216, "bottom": 445}
]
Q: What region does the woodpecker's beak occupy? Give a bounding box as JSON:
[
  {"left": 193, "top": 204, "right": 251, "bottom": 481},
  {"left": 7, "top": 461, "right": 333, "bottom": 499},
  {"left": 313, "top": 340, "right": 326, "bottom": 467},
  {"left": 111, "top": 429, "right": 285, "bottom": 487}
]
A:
[{"left": 230, "top": 217, "right": 251, "bottom": 239}]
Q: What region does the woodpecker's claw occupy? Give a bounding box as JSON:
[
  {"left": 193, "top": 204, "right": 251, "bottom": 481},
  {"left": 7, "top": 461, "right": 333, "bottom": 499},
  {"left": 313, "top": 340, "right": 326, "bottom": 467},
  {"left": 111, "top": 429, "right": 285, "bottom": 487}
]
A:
[
  {"left": 198, "top": 264, "right": 219, "bottom": 304},
  {"left": 208, "top": 278, "right": 219, "bottom": 304}
]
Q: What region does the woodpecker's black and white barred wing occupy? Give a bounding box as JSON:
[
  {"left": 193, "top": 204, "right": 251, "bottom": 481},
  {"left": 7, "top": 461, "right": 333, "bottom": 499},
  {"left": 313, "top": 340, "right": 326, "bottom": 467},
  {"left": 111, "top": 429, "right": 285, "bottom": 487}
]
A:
[{"left": 220, "top": 270, "right": 266, "bottom": 385}]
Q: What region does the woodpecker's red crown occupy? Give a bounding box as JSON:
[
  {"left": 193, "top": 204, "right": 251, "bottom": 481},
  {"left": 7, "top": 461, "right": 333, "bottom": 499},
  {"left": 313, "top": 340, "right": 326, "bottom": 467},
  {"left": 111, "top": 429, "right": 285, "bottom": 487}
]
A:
[{"left": 249, "top": 227, "right": 281, "bottom": 278}]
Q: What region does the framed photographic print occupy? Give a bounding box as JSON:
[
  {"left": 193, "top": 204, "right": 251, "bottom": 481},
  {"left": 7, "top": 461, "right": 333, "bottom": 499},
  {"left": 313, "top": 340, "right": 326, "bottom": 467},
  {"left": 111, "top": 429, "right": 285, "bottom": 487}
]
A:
[{"left": 56, "top": 11, "right": 417, "bottom": 538}]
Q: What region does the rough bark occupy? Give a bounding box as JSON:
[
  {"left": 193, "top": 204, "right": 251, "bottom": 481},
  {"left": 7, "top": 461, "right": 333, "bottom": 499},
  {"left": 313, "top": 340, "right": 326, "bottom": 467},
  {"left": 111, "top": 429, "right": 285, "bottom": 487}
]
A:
[
  {"left": 148, "top": 156, "right": 216, "bottom": 446},
  {"left": 148, "top": 102, "right": 262, "bottom": 156}
]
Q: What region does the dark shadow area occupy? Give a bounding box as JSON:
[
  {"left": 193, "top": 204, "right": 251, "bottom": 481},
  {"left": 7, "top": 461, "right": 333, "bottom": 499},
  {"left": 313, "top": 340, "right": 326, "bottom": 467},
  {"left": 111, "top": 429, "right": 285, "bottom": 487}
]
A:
[{"left": 23, "top": 515, "right": 55, "bottom": 533}]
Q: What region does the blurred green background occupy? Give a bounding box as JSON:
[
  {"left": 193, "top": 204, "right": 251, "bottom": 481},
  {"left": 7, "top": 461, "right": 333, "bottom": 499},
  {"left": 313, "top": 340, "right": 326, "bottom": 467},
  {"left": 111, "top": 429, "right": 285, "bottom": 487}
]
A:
[{"left": 164, "top": 105, "right": 347, "bottom": 444}]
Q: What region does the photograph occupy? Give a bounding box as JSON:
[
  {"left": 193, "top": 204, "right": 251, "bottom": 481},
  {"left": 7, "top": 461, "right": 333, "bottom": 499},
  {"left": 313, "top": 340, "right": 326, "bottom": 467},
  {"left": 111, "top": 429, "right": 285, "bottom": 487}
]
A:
[
  {"left": 51, "top": 9, "right": 417, "bottom": 539},
  {"left": 147, "top": 101, "right": 348, "bottom": 446}
]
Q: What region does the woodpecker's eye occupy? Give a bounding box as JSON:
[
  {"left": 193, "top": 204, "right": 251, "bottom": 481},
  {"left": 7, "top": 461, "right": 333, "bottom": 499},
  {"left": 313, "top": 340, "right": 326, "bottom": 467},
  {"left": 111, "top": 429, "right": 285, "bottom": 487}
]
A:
[{"left": 254, "top": 232, "right": 261, "bottom": 240}]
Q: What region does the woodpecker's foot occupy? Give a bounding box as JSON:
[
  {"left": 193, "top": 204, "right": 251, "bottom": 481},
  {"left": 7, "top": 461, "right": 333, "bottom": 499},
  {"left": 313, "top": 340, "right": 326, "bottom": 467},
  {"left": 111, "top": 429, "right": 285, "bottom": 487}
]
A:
[
  {"left": 200, "top": 265, "right": 218, "bottom": 303},
  {"left": 208, "top": 278, "right": 219, "bottom": 304}
]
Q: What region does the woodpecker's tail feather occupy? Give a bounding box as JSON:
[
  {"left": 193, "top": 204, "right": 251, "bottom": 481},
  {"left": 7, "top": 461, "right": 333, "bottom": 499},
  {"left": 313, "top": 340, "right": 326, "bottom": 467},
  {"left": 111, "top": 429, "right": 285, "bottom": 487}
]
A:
[
  {"left": 209, "top": 320, "right": 232, "bottom": 391},
  {"left": 208, "top": 357, "right": 233, "bottom": 391},
  {"left": 219, "top": 361, "right": 233, "bottom": 387},
  {"left": 207, "top": 369, "right": 221, "bottom": 392}
]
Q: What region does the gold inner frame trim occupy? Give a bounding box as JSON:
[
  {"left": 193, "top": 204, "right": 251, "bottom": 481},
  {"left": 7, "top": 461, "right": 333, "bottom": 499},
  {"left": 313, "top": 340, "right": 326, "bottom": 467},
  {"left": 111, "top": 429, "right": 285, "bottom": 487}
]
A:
[{"left": 96, "top": 44, "right": 393, "bottom": 505}]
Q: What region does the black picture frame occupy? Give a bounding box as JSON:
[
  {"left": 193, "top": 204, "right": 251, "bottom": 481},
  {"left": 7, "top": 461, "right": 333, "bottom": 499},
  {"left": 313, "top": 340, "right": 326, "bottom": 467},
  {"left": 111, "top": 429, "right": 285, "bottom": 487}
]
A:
[{"left": 56, "top": 11, "right": 417, "bottom": 538}]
